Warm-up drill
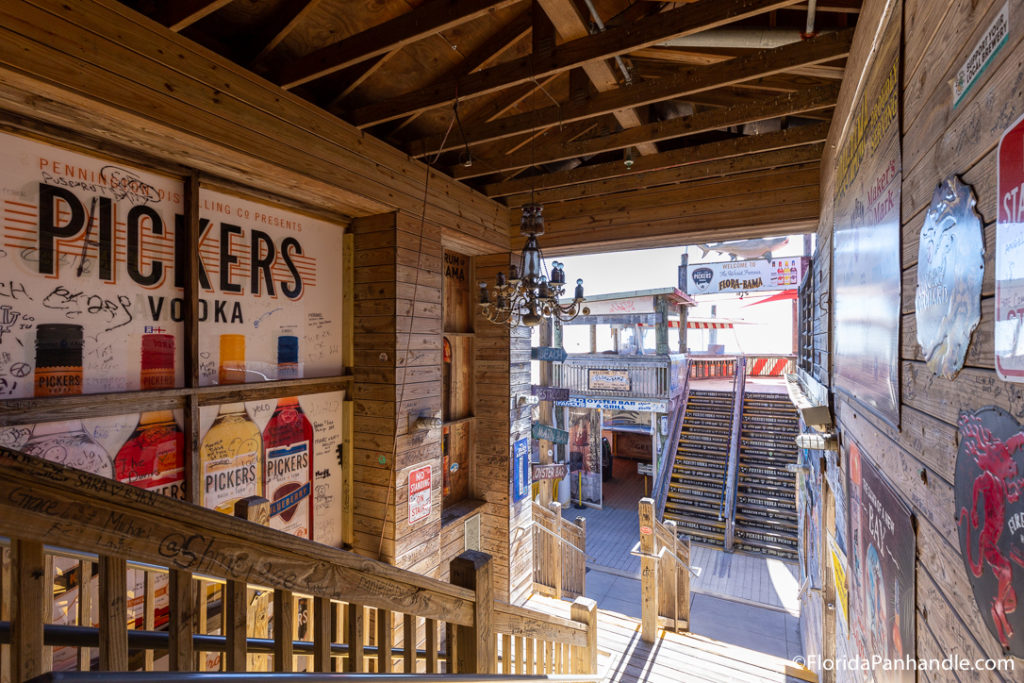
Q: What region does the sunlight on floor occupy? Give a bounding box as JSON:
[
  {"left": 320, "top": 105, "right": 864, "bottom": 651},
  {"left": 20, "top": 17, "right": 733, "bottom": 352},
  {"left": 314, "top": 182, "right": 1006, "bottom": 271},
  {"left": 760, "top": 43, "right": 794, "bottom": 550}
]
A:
[{"left": 767, "top": 557, "right": 801, "bottom": 616}]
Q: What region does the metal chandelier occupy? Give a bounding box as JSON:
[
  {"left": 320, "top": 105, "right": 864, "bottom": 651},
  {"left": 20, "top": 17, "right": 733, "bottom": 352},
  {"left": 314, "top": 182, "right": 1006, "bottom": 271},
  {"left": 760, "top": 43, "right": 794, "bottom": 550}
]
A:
[{"left": 478, "top": 203, "right": 588, "bottom": 327}]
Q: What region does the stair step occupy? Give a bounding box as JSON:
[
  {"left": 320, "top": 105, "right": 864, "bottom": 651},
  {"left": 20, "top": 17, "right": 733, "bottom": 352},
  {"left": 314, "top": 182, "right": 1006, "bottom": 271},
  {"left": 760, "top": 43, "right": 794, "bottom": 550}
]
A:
[
  {"left": 738, "top": 483, "right": 795, "bottom": 498},
  {"left": 664, "top": 501, "right": 724, "bottom": 518},
  {"left": 668, "top": 489, "right": 722, "bottom": 505},
  {"left": 669, "top": 481, "right": 722, "bottom": 495},
  {"left": 665, "top": 515, "right": 726, "bottom": 532},
  {"left": 671, "top": 471, "right": 725, "bottom": 486},
  {"left": 734, "top": 501, "right": 797, "bottom": 519},
  {"left": 735, "top": 540, "right": 798, "bottom": 561},
  {"left": 735, "top": 513, "right": 798, "bottom": 531},
  {"left": 735, "top": 527, "right": 798, "bottom": 545},
  {"left": 738, "top": 471, "right": 795, "bottom": 485},
  {"left": 737, "top": 491, "right": 795, "bottom": 506}
]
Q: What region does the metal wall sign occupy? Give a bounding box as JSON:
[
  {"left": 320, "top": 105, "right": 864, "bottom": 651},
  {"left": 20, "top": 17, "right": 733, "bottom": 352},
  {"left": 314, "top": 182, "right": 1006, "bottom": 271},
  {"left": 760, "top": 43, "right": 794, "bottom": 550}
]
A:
[
  {"left": 915, "top": 175, "right": 984, "bottom": 379},
  {"left": 588, "top": 369, "right": 631, "bottom": 392},
  {"left": 512, "top": 438, "right": 530, "bottom": 502},
  {"left": 686, "top": 257, "right": 807, "bottom": 294},
  {"left": 956, "top": 407, "right": 1024, "bottom": 656},
  {"left": 953, "top": 2, "right": 1009, "bottom": 107},
  {"left": 996, "top": 113, "right": 1024, "bottom": 382},
  {"left": 846, "top": 439, "right": 916, "bottom": 678},
  {"left": 832, "top": 8, "right": 902, "bottom": 427},
  {"left": 556, "top": 397, "right": 668, "bottom": 412}
]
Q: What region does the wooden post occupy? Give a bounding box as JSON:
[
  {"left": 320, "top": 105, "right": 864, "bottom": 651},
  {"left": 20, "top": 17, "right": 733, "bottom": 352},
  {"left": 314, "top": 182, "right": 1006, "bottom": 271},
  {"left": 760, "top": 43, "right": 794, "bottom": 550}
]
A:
[
  {"left": 11, "top": 540, "right": 45, "bottom": 681},
  {"left": 538, "top": 319, "right": 555, "bottom": 505},
  {"left": 77, "top": 559, "right": 93, "bottom": 671},
  {"left": 274, "top": 589, "right": 294, "bottom": 671},
  {"left": 678, "top": 534, "right": 691, "bottom": 629},
  {"left": 313, "top": 596, "right": 332, "bottom": 672},
  {"left": 549, "top": 501, "right": 562, "bottom": 599},
  {"left": 638, "top": 498, "right": 658, "bottom": 643},
  {"left": 376, "top": 608, "right": 393, "bottom": 672},
  {"left": 425, "top": 618, "right": 438, "bottom": 673},
  {"left": 226, "top": 495, "right": 269, "bottom": 671},
  {"left": 168, "top": 570, "right": 193, "bottom": 671},
  {"left": 575, "top": 516, "right": 587, "bottom": 597},
  {"left": 345, "top": 603, "right": 365, "bottom": 672},
  {"left": 98, "top": 555, "right": 128, "bottom": 671},
  {"left": 143, "top": 570, "right": 156, "bottom": 670},
  {"left": 450, "top": 551, "right": 494, "bottom": 674},
  {"left": 403, "top": 613, "right": 417, "bottom": 673},
  {"left": 655, "top": 296, "right": 669, "bottom": 355}
]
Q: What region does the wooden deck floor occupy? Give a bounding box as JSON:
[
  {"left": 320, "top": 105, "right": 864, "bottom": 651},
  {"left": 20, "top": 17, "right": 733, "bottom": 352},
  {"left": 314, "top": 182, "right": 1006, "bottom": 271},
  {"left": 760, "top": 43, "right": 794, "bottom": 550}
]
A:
[
  {"left": 526, "top": 594, "right": 812, "bottom": 683},
  {"left": 567, "top": 462, "right": 800, "bottom": 612}
]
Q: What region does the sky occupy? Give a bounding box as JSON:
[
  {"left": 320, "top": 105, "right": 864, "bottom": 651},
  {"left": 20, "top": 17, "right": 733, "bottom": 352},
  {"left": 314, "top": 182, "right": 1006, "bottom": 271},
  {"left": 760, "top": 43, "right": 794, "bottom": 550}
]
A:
[{"left": 553, "top": 236, "right": 814, "bottom": 355}]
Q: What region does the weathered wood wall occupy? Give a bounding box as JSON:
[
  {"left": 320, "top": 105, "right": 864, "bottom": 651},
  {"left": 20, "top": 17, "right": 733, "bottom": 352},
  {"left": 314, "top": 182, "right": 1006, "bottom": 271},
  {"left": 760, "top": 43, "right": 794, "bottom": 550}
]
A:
[
  {"left": 475, "top": 254, "right": 534, "bottom": 604},
  {"left": 817, "top": 0, "right": 1024, "bottom": 678}
]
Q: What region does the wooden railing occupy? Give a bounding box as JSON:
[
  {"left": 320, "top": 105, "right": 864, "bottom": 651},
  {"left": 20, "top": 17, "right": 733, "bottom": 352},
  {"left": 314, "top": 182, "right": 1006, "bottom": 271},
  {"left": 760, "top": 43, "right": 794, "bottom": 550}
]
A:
[
  {"left": 722, "top": 357, "right": 747, "bottom": 551},
  {"left": 652, "top": 391, "right": 688, "bottom": 521},
  {"left": 0, "top": 447, "right": 598, "bottom": 681},
  {"left": 636, "top": 499, "right": 691, "bottom": 644},
  {"left": 531, "top": 503, "right": 586, "bottom": 601}
]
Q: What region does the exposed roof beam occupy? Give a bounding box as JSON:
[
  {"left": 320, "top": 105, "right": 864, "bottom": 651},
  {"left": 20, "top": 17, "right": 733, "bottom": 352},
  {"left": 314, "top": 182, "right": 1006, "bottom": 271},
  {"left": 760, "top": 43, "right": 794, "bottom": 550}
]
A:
[
  {"left": 409, "top": 28, "right": 851, "bottom": 156},
  {"left": 251, "top": 0, "right": 324, "bottom": 64},
  {"left": 162, "top": 0, "right": 233, "bottom": 32},
  {"left": 482, "top": 120, "right": 829, "bottom": 196},
  {"left": 452, "top": 84, "right": 838, "bottom": 178},
  {"left": 348, "top": 0, "right": 806, "bottom": 127},
  {"left": 390, "top": 12, "right": 532, "bottom": 135},
  {"left": 503, "top": 142, "right": 825, "bottom": 206},
  {"left": 535, "top": 0, "right": 657, "bottom": 156},
  {"left": 275, "top": 0, "right": 524, "bottom": 89}
]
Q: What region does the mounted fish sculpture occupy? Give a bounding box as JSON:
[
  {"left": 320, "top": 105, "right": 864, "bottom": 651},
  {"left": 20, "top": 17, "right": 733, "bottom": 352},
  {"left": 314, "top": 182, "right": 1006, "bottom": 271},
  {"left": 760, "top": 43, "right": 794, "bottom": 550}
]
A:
[{"left": 697, "top": 237, "right": 790, "bottom": 261}]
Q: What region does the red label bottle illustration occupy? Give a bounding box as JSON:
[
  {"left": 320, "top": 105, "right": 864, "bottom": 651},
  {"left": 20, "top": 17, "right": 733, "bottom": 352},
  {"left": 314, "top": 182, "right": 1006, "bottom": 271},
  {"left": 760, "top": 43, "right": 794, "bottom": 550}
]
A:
[
  {"left": 262, "top": 335, "right": 313, "bottom": 538},
  {"left": 115, "top": 334, "right": 185, "bottom": 499},
  {"left": 199, "top": 334, "right": 263, "bottom": 514},
  {"left": 23, "top": 324, "right": 113, "bottom": 477}
]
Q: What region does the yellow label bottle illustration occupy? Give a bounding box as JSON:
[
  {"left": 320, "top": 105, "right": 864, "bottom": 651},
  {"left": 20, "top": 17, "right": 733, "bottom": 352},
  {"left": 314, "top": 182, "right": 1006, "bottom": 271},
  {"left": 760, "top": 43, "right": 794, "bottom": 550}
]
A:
[{"left": 199, "top": 334, "right": 263, "bottom": 513}]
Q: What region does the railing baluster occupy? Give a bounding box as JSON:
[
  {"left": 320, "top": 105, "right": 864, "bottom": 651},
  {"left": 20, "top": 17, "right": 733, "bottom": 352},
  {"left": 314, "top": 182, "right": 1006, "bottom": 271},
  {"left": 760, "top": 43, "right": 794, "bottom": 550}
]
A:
[
  {"left": 501, "top": 633, "right": 511, "bottom": 674},
  {"left": 224, "top": 578, "right": 247, "bottom": 671},
  {"left": 345, "top": 602, "right": 364, "bottom": 672},
  {"left": 516, "top": 636, "right": 525, "bottom": 674},
  {"left": 77, "top": 558, "right": 93, "bottom": 671},
  {"left": 525, "top": 638, "right": 534, "bottom": 674},
  {"left": 376, "top": 608, "right": 393, "bottom": 672},
  {"left": 194, "top": 579, "right": 208, "bottom": 670},
  {"left": 402, "top": 613, "right": 416, "bottom": 673},
  {"left": 273, "top": 589, "right": 294, "bottom": 671},
  {"left": 98, "top": 556, "right": 128, "bottom": 671},
  {"left": 168, "top": 570, "right": 193, "bottom": 671},
  {"left": 143, "top": 570, "right": 156, "bottom": 670},
  {"left": 445, "top": 623, "right": 456, "bottom": 673},
  {"left": 313, "top": 596, "right": 332, "bottom": 672},
  {"left": 425, "top": 618, "right": 438, "bottom": 673},
  {"left": 12, "top": 540, "right": 45, "bottom": 681}
]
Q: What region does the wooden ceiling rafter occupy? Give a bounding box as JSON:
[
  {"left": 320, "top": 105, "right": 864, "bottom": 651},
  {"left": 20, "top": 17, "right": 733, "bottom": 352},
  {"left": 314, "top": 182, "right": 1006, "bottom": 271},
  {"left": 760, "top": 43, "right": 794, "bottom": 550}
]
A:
[
  {"left": 274, "top": 0, "right": 525, "bottom": 89},
  {"left": 409, "top": 28, "right": 852, "bottom": 157},
  {"left": 451, "top": 83, "right": 839, "bottom": 178},
  {"left": 251, "top": 0, "right": 324, "bottom": 65},
  {"left": 482, "top": 120, "right": 830, "bottom": 197},
  {"left": 535, "top": 0, "right": 657, "bottom": 156},
  {"left": 348, "top": 0, "right": 807, "bottom": 127},
  {"left": 502, "top": 142, "right": 826, "bottom": 206},
  {"left": 161, "top": 0, "right": 233, "bottom": 32}
]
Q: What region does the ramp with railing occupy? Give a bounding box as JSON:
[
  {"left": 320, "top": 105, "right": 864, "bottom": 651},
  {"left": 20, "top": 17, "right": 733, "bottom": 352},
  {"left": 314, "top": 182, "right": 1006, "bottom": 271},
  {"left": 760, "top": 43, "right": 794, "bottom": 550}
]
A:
[{"left": 0, "top": 447, "right": 598, "bottom": 681}]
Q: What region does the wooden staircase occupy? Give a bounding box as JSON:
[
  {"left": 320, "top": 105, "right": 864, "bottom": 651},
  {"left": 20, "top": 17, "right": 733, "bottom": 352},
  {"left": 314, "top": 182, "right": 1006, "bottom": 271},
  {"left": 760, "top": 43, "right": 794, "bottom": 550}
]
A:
[
  {"left": 663, "top": 390, "right": 733, "bottom": 548},
  {"left": 733, "top": 392, "right": 799, "bottom": 561}
]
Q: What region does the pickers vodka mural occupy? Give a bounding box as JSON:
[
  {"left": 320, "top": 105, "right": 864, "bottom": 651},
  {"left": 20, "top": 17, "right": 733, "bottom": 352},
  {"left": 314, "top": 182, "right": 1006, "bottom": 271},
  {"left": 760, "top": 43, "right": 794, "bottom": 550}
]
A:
[{"left": 0, "top": 131, "right": 344, "bottom": 545}]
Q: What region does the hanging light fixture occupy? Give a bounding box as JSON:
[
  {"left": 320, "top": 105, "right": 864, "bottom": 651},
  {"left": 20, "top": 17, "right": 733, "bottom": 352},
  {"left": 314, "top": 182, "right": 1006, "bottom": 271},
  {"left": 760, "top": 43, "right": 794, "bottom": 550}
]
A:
[{"left": 478, "top": 203, "right": 588, "bottom": 327}]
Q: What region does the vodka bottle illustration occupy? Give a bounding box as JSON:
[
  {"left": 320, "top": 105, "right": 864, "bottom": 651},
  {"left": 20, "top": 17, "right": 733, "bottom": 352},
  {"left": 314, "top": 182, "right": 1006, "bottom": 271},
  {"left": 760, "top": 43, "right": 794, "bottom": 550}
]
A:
[
  {"left": 24, "top": 324, "right": 113, "bottom": 476},
  {"left": 262, "top": 336, "right": 313, "bottom": 538},
  {"left": 200, "top": 334, "right": 262, "bottom": 514},
  {"left": 115, "top": 334, "right": 185, "bottom": 499}
]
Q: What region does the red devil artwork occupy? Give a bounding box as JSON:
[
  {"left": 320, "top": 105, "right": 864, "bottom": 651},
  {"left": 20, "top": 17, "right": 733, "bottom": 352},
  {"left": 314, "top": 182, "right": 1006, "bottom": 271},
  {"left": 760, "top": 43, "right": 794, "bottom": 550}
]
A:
[{"left": 958, "top": 412, "right": 1024, "bottom": 649}]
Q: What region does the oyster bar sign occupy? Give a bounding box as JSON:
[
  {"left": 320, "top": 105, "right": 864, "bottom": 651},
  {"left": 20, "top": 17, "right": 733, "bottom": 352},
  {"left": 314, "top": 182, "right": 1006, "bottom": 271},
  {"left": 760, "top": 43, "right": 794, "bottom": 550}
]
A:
[{"left": 687, "top": 258, "right": 807, "bottom": 294}]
